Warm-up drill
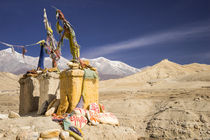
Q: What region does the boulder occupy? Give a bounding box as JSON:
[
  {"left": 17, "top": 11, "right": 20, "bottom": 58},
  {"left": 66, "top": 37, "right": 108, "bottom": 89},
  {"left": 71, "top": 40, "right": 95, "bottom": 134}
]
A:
[
  {"left": 60, "top": 131, "right": 70, "bottom": 140},
  {"left": 8, "top": 111, "right": 20, "bottom": 118},
  {"left": 45, "top": 107, "right": 56, "bottom": 117},
  {"left": 45, "top": 99, "right": 60, "bottom": 116},
  {"left": 0, "top": 114, "right": 8, "bottom": 120},
  {"left": 16, "top": 130, "right": 39, "bottom": 140},
  {"left": 40, "top": 129, "right": 60, "bottom": 139},
  {"left": 0, "top": 133, "right": 4, "bottom": 138}
]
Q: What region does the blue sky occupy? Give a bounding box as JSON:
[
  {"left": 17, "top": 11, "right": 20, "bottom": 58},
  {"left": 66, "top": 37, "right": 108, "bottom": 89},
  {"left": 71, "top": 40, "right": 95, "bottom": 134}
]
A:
[{"left": 0, "top": 0, "right": 209, "bottom": 68}]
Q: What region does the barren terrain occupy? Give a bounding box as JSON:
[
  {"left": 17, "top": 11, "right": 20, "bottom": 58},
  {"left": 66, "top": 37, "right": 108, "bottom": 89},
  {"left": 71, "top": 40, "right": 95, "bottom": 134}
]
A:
[{"left": 0, "top": 59, "right": 210, "bottom": 139}]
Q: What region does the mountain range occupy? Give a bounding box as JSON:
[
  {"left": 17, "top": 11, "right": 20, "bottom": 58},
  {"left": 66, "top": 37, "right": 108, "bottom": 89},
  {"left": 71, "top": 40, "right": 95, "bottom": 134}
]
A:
[{"left": 0, "top": 48, "right": 140, "bottom": 80}]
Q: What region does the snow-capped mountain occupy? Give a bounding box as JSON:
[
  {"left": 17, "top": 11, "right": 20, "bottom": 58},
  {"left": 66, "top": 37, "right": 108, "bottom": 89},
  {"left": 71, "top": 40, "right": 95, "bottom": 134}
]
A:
[
  {"left": 0, "top": 48, "right": 69, "bottom": 74},
  {"left": 87, "top": 57, "right": 140, "bottom": 80},
  {"left": 0, "top": 48, "right": 140, "bottom": 80}
]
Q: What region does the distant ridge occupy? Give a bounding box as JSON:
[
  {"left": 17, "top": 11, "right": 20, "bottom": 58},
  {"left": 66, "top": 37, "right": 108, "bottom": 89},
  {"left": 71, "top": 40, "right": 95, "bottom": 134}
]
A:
[
  {"left": 124, "top": 59, "right": 210, "bottom": 82},
  {"left": 100, "top": 59, "right": 210, "bottom": 89}
]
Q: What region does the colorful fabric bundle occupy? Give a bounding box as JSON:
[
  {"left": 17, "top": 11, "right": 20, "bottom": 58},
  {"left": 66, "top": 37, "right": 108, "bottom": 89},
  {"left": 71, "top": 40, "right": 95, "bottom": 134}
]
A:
[
  {"left": 69, "top": 126, "right": 83, "bottom": 137},
  {"left": 52, "top": 113, "right": 65, "bottom": 122},
  {"left": 72, "top": 108, "right": 87, "bottom": 117},
  {"left": 89, "top": 103, "right": 100, "bottom": 113},
  {"left": 55, "top": 8, "right": 80, "bottom": 62},
  {"left": 86, "top": 103, "right": 119, "bottom": 126},
  {"left": 64, "top": 114, "right": 87, "bottom": 129},
  {"left": 86, "top": 110, "right": 99, "bottom": 125},
  {"left": 98, "top": 112, "right": 119, "bottom": 125},
  {"left": 43, "top": 8, "right": 61, "bottom": 68}
]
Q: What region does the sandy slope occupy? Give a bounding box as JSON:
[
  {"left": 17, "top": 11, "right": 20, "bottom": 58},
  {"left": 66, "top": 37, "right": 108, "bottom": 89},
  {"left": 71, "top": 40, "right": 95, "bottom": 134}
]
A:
[
  {"left": 100, "top": 59, "right": 210, "bottom": 90},
  {"left": 0, "top": 59, "right": 210, "bottom": 139},
  {"left": 0, "top": 72, "right": 19, "bottom": 92}
]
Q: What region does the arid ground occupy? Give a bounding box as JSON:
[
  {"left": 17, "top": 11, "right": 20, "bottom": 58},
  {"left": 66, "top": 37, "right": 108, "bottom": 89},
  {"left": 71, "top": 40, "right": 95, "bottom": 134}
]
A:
[{"left": 0, "top": 59, "right": 210, "bottom": 139}]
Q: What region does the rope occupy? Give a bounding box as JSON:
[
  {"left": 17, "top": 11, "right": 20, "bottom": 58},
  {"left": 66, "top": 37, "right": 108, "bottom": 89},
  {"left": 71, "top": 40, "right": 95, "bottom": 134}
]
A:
[{"left": 0, "top": 40, "right": 44, "bottom": 48}]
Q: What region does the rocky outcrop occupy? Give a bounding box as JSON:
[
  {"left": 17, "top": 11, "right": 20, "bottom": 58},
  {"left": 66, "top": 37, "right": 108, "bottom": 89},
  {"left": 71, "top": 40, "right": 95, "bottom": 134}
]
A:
[{"left": 145, "top": 96, "right": 210, "bottom": 139}]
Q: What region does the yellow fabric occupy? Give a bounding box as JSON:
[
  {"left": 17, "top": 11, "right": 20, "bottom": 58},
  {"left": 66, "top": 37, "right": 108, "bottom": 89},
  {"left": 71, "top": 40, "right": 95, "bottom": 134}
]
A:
[
  {"left": 56, "top": 21, "right": 63, "bottom": 34},
  {"left": 57, "top": 68, "right": 99, "bottom": 114},
  {"left": 56, "top": 71, "right": 70, "bottom": 115},
  {"left": 56, "top": 95, "right": 69, "bottom": 115},
  {"left": 82, "top": 78, "right": 99, "bottom": 109},
  {"left": 43, "top": 8, "right": 53, "bottom": 34},
  {"left": 57, "top": 69, "right": 84, "bottom": 114},
  {"left": 82, "top": 60, "right": 90, "bottom": 66},
  {"left": 47, "top": 26, "right": 53, "bottom": 34},
  {"left": 47, "top": 67, "right": 59, "bottom": 72},
  {"left": 69, "top": 39, "right": 80, "bottom": 60},
  {"left": 59, "top": 26, "right": 79, "bottom": 61},
  {"left": 68, "top": 130, "right": 83, "bottom": 140},
  {"left": 56, "top": 18, "right": 80, "bottom": 61},
  {"left": 36, "top": 40, "right": 45, "bottom": 45}
]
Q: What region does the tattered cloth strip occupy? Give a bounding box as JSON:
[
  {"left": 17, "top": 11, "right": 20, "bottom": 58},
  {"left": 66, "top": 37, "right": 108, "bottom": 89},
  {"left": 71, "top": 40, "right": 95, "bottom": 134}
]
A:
[
  {"left": 46, "top": 36, "right": 60, "bottom": 61},
  {"left": 55, "top": 8, "right": 80, "bottom": 62},
  {"left": 43, "top": 8, "right": 61, "bottom": 68}
]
